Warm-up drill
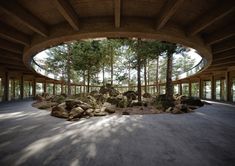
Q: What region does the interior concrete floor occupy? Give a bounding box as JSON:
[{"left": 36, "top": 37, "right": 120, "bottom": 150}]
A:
[{"left": 0, "top": 100, "right": 235, "bottom": 166}]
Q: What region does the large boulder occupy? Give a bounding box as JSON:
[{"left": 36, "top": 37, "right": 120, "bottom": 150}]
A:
[
  {"left": 123, "top": 91, "right": 137, "bottom": 100},
  {"left": 143, "top": 93, "right": 152, "bottom": 98},
  {"left": 68, "top": 107, "right": 85, "bottom": 120},
  {"left": 35, "top": 94, "right": 44, "bottom": 102},
  {"left": 51, "top": 95, "right": 66, "bottom": 104},
  {"left": 65, "top": 99, "right": 83, "bottom": 110},
  {"left": 37, "top": 101, "right": 57, "bottom": 109},
  {"left": 104, "top": 107, "right": 115, "bottom": 114},
  {"left": 51, "top": 106, "right": 69, "bottom": 118},
  {"left": 183, "top": 97, "right": 204, "bottom": 107}
]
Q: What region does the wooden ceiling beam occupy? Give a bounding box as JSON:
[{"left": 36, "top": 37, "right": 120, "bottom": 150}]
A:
[
  {"left": 213, "top": 49, "right": 235, "bottom": 61},
  {"left": 205, "top": 25, "right": 235, "bottom": 45},
  {"left": 212, "top": 38, "right": 235, "bottom": 54},
  {"left": 187, "top": 2, "right": 235, "bottom": 35},
  {"left": 0, "top": 22, "right": 30, "bottom": 46},
  {"left": 114, "top": 0, "right": 121, "bottom": 28},
  {"left": 0, "top": 1, "right": 48, "bottom": 37},
  {"left": 54, "top": 0, "right": 79, "bottom": 30},
  {"left": 212, "top": 57, "right": 235, "bottom": 65},
  {"left": 0, "top": 38, "right": 23, "bottom": 54},
  {"left": 156, "top": 0, "right": 184, "bottom": 30}
]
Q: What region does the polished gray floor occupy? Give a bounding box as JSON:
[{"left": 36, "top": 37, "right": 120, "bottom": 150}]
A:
[{"left": 0, "top": 100, "right": 235, "bottom": 166}]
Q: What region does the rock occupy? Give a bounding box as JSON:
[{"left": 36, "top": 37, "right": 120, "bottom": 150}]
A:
[
  {"left": 94, "top": 112, "right": 107, "bottom": 116},
  {"left": 58, "top": 102, "right": 66, "bottom": 108},
  {"left": 105, "top": 107, "right": 115, "bottom": 114},
  {"left": 172, "top": 107, "right": 182, "bottom": 114},
  {"left": 117, "top": 97, "right": 127, "bottom": 108},
  {"left": 183, "top": 97, "right": 204, "bottom": 107},
  {"left": 51, "top": 106, "right": 69, "bottom": 118},
  {"left": 65, "top": 99, "right": 83, "bottom": 110},
  {"left": 123, "top": 91, "right": 137, "bottom": 100},
  {"left": 165, "top": 107, "right": 172, "bottom": 113},
  {"left": 94, "top": 109, "right": 101, "bottom": 113},
  {"left": 35, "top": 94, "right": 44, "bottom": 102},
  {"left": 51, "top": 95, "right": 66, "bottom": 104},
  {"left": 79, "top": 103, "right": 92, "bottom": 111},
  {"left": 122, "top": 111, "right": 130, "bottom": 115},
  {"left": 143, "top": 93, "right": 152, "bottom": 98},
  {"left": 109, "top": 87, "right": 119, "bottom": 97},
  {"left": 68, "top": 107, "right": 85, "bottom": 120},
  {"left": 85, "top": 108, "right": 94, "bottom": 117},
  {"left": 37, "top": 101, "right": 57, "bottom": 109},
  {"left": 107, "top": 97, "right": 121, "bottom": 105},
  {"left": 94, "top": 94, "right": 106, "bottom": 104},
  {"left": 131, "top": 101, "right": 143, "bottom": 107},
  {"left": 90, "top": 90, "right": 99, "bottom": 96}
]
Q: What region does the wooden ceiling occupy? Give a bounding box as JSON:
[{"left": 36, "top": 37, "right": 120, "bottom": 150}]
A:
[{"left": 0, "top": 0, "right": 234, "bottom": 80}]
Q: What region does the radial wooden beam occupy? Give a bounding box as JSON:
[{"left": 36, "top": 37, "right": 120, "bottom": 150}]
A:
[
  {"left": 205, "top": 25, "right": 235, "bottom": 45},
  {"left": 0, "top": 22, "right": 30, "bottom": 46},
  {"left": 213, "top": 49, "right": 235, "bottom": 61},
  {"left": 156, "top": 0, "right": 184, "bottom": 30},
  {"left": 212, "top": 38, "right": 235, "bottom": 54},
  {"left": 0, "top": 1, "right": 48, "bottom": 37},
  {"left": 114, "top": 0, "right": 121, "bottom": 28},
  {"left": 0, "top": 38, "right": 23, "bottom": 54},
  {"left": 54, "top": 0, "right": 79, "bottom": 30},
  {"left": 0, "top": 50, "right": 22, "bottom": 61},
  {"left": 188, "top": 2, "right": 235, "bottom": 36},
  {"left": 212, "top": 57, "right": 235, "bottom": 65}
]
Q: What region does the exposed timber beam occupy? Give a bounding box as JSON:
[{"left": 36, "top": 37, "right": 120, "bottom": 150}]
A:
[
  {"left": 213, "top": 49, "right": 235, "bottom": 61},
  {"left": 156, "top": 0, "right": 184, "bottom": 30},
  {"left": 0, "top": 1, "right": 48, "bottom": 37},
  {"left": 205, "top": 25, "right": 235, "bottom": 45},
  {"left": 114, "top": 0, "right": 121, "bottom": 28},
  {"left": 212, "top": 38, "right": 235, "bottom": 54},
  {"left": 187, "top": 2, "right": 235, "bottom": 35},
  {"left": 54, "top": 0, "right": 79, "bottom": 30},
  {"left": 212, "top": 57, "right": 235, "bottom": 66},
  {"left": 0, "top": 22, "right": 30, "bottom": 46},
  {"left": 0, "top": 38, "right": 23, "bottom": 54},
  {"left": 0, "top": 49, "right": 22, "bottom": 59}
]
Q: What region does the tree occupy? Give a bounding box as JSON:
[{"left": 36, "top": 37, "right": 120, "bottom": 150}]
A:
[{"left": 72, "top": 40, "right": 103, "bottom": 93}]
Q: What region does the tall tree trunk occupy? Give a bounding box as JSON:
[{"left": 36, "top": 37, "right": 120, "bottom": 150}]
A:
[
  {"left": 110, "top": 46, "right": 114, "bottom": 86},
  {"left": 67, "top": 45, "right": 71, "bottom": 96},
  {"left": 83, "top": 71, "right": 86, "bottom": 93},
  {"left": 102, "top": 63, "right": 105, "bottom": 85},
  {"left": 144, "top": 59, "right": 147, "bottom": 93},
  {"left": 147, "top": 59, "right": 150, "bottom": 93},
  {"left": 166, "top": 53, "right": 173, "bottom": 100},
  {"left": 128, "top": 62, "right": 131, "bottom": 90},
  {"left": 156, "top": 55, "right": 159, "bottom": 93},
  {"left": 137, "top": 39, "right": 142, "bottom": 102},
  {"left": 87, "top": 70, "right": 90, "bottom": 93}
]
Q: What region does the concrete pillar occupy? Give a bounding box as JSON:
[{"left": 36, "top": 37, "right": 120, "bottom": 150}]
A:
[
  {"left": 13, "top": 79, "right": 15, "bottom": 99},
  {"left": 20, "top": 75, "right": 24, "bottom": 99},
  {"left": 189, "top": 80, "right": 192, "bottom": 97},
  {"left": 4, "top": 71, "right": 9, "bottom": 101},
  {"left": 225, "top": 71, "right": 231, "bottom": 102},
  {"left": 199, "top": 78, "right": 203, "bottom": 99},
  {"left": 211, "top": 75, "right": 215, "bottom": 100},
  {"left": 61, "top": 83, "right": 64, "bottom": 94},
  {"left": 53, "top": 83, "right": 56, "bottom": 95},
  {"left": 32, "top": 78, "right": 36, "bottom": 97},
  {"left": 179, "top": 83, "right": 182, "bottom": 95},
  {"left": 43, "top": 80, "right": 46, "bottom": 93}
]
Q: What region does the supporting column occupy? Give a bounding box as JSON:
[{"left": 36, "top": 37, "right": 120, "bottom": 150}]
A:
[
  {"left": 179, "top": 83, "right": 182, "bottom": 95},
  {"left": 32, "top": 78, "right": 36, "bottom": 97},
  {"left": 61, "top": 83, "right": 64, "bottom": 94},
  {"left": 74, "top": 85, "right": 77, "bottom": 95},
  {"left": 189, "top": 80, "right": 192, "bottom": 97},
  {"left": 225, "top": 71, "right": 231, "bottom": 102},
  {"left": 53, "top": 83, "right": 56, "bottom": 95},
  {"left": 4, "top": 71, "right": 9, "bottom": 101},
  {"left": 13, "top": 79, "right": 15, "bottom": 99},
  {"left": 211, "top": 75, "right": 215, "bottom": 100},
  {"left": 199, "top": 78, "right": 203, "bottom": 99},
  {"left": 43, "top": 80, "right": 46, "bottom": 93},
  {"left": 20, "top": 75, "right": 24, "bottom": 99}
]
